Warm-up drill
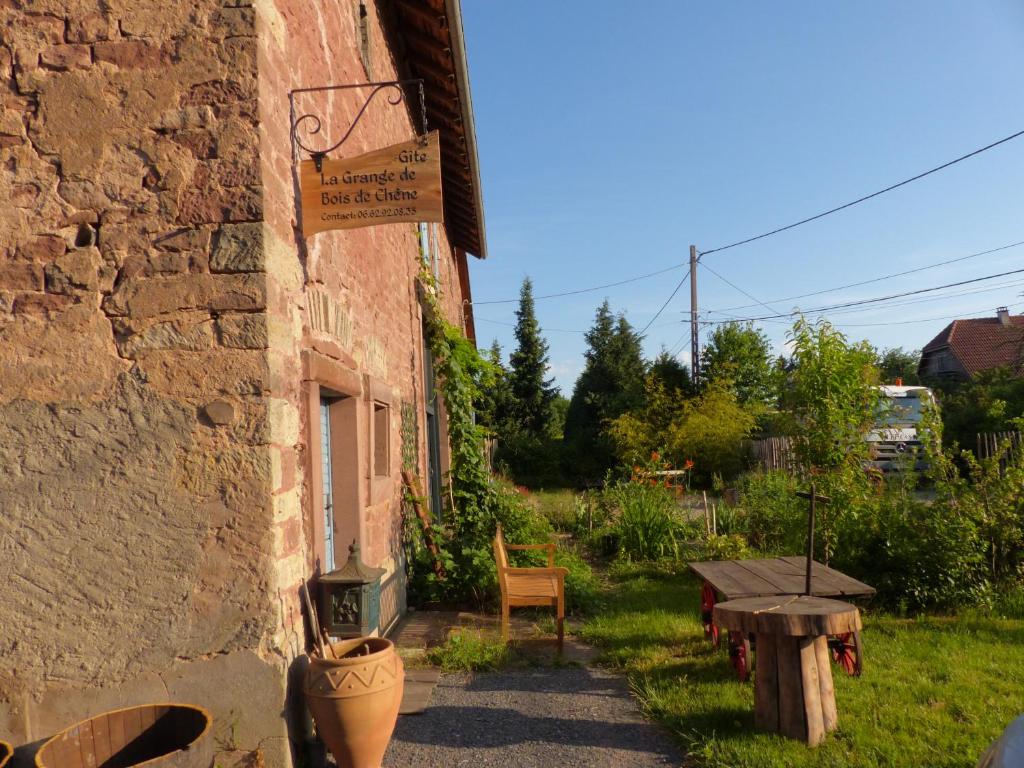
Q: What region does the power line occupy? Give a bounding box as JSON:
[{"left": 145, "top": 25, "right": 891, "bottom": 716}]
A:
[
  {"left": 471, "top": 263, "right": 684, "bottom": 305},
  {"left": 707, "top": 277, "right": 1024, "bottom": 324},
  {"left": 639, "top": 268, "right": 690, "bottom": 335},
  {"left": 700, "top": 261, "right": 783, "bottom": 315},
  {"left": 698, "top": 128, "right": 1024, "bottom": 257},
  {"left": 705, "top": 267, "right": 1024, "bottom": 323},
  {"left": 706, "top": 238, "right": 1024, "bottom": 314}
]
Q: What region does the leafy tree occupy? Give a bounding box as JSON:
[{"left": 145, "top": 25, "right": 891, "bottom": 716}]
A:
[
  {"left": 932, "top": 367, "right": 1024, "bottom": 450},
  {"left": 780, "top": 316, "right": 881, "bottom": 472},
  {"left": 564, "top": 301, "right": 647, "bottom": 480},
  {"left": 668, "top": 381, "right": 757, "bottom": 482},
  {"left": 508, "top": 278, "right": 557, "bottom": 437},
  {"left": 876, "top": 346, "right": 921, "bottom": 385},
  {"left": 474, "top": 340, "right": 514, "bottom": 434},
  {"left": 699, "top": 322, "right": 776, "bottom": 406},
  {"left": 548, "top": 395, "right": 570, "bottom": 439}
]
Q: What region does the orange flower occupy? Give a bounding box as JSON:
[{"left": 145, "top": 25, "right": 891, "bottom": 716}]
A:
[
  {"left": 684, "top": 459, "right": 695, "bottom": 470},
  {"left": 651, "top": 451, "right": 660, "bottom": 461}
]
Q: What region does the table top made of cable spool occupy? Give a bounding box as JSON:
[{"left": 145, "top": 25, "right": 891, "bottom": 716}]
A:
[{"left": 712, "top": 595, "right": 862, "bottom": 637}]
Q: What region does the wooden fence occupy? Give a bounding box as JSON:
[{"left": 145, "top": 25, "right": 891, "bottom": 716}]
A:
[
  {"left": 976, "top": 431, "right": 1021, "bottom": 462},
  {"left": 748, "top": 436, "right": 798, "bottom": 473}
]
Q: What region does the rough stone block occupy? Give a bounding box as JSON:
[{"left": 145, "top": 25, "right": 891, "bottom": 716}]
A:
[
  {"left": 171, "top": 129, "right": 218, "bottom": 159},
  {"left": 39, "top": 44, "right": 92, "bottom": 71},
  {"left": 217, "top": 312, "right": 268, "bottom": 349},
  {"left": 0, "top": 262, "right": 44, "bottom": 291},
  {"left": 93, "top": 40, "right": 168, "bottom": 69},
  {"left": 107, "top": 273, "right": 266, "bottom": 317},
  {"left": 178, "top": 183, "right": 262, "bottom": 225},
  {"left": 44, "top": 247, "right": 101, "bottom": 293},
  {"left": 11, "top": 291, "right": 72, "bottom": 318},
  {"left": 114, "top": 315, "right": 215, "bottom": 358},
  {"left": 204, "top": 399, "right": 236, "bottom": 425},
  {"left": 154, "top": 105, "right": 214, "bottom": 131},
  {"left": 10, "top": 183, "right": 40, "bottom": 208},
  {"left": 66, "top": 12, "right": 117, "bottom": 43},
  {"left": 181, "top": 79, "right": 251, "bottom": 108},
  {"left": 153, "top": 226, "right": 212, "bottom": 253},
  {"left": 211, "top": 7, "right": 256, "bottom": 38},
  {"left": 210, "top": 223, "right": 263, "bottom": 272}
]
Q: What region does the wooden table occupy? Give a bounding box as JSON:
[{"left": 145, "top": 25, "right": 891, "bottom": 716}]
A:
[
  {"left": 714, "top": 596, "right": 861, "bottom": 746},
  {"left": 689, "top": 557, "right": 874, "bottom": 679}
]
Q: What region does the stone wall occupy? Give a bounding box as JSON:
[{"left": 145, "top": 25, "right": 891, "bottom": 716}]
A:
[
  {"left": 0, "top": 0, "right": 474, "bottom": 766},
  {"left": 257, "top": 0, "right": 470, "bottom": 661},
  {"left": 0, "top": 1, "right": 287, "bottom": 765}
]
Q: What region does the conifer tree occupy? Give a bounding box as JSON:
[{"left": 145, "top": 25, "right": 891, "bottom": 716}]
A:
[
  {"left": 564, "top": 301, "right": 647, "bottom": 479},
  {"left": 508, "top": 278, "right": 556, "bottom": 437}
]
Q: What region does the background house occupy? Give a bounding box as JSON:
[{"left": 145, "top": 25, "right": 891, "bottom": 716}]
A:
[
  {"left": 0, "top": 1, "right": 484, "bottom": 766},
  {"left": 918, "top": 307, "right": 1024, "bottom": 381}
]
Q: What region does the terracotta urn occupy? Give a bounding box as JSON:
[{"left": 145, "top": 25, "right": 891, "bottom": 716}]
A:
[{"left": 305, "top": 637, "right": 405, "bottom": 768}]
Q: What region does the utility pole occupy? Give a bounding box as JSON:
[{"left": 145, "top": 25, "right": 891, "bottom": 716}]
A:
[{"left": 690, "top": 244, "right": 699, "bottom": 386}]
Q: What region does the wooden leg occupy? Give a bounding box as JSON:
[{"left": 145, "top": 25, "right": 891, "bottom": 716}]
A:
[
  {"left": 556, "top": 594, "right": 565, "bottom": 652},
  {"left": 776, "top": 636, "right": 806, "bottom": 742},
  {"left": 799, "top": 637, "right": 826, "bottom": 747},
  {"left": 754, "top": 633, "right": 779, "bottom": 732},
  {"left": 813, "top": 635, "right": 838, "bottom": 733},
  {"left": 501, "top": 596, "right": 510, "bottom": 642}
]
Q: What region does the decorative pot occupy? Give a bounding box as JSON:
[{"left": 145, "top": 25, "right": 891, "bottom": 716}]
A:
[
  {"left": 305, "top": 637, "right": 405, "bottom": 768},
  {"left": 34, "top": 703, "right": 212, "bottom": 768},
  {"left": 0, "top": 739, "right": 11, "bottom": 768}
]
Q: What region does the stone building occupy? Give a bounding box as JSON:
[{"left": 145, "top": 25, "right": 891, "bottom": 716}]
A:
[{"left": 0, "top": 1, "right": 484, "bottom": 765}]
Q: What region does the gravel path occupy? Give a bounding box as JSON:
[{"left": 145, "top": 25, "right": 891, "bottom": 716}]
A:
[{"left": 383, "top": 665, "right": 685, "bottom": 767}]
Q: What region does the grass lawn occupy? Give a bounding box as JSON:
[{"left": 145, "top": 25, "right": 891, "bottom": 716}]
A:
[{"left": 580, "top": 563, "right": 1024, "bottom": 768}]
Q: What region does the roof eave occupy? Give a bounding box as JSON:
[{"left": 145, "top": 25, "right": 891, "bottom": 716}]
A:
[{"left": 443, "top": 0, "right": 487, "bottom": 259}]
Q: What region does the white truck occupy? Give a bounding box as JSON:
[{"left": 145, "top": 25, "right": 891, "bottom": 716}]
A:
[{"left": 865, "top": 383, "right": 936, "bottom": 471}]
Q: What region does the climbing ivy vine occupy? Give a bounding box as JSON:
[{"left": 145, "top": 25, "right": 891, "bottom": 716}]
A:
[{"left": 407, "top": 269, "right": 542, "bottom": 605}]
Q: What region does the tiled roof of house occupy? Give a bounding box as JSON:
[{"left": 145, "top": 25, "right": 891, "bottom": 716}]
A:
[{"left": 921, "top": 312, "right": 1024, "bottom": 375}]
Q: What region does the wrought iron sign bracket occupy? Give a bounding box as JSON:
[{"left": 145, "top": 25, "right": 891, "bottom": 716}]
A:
[{"left": 288, "top": 79, "right": 428, "bottom": 164}]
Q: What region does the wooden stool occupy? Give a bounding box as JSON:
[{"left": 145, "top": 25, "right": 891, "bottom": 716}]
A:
[{"left": 713, "top": 595, "right": 861, "bottom": 746}]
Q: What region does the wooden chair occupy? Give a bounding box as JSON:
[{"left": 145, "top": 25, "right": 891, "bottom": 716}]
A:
[{"left": 493, "top": 524, "right": 569, "bottom": 650}]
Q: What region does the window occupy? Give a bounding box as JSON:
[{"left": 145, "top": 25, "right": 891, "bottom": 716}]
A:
[
  {"left": 423, "top": 322, "right": 443, "bottom": 517},
  {"left": 319, "top": 396, "right": 337, "bottom": 571},
  {"left": 373, "top": 401, "right": 390, "bottom": 476}
]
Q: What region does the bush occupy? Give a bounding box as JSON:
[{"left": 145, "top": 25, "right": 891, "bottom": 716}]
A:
[
  {"left": 736, "top": 470, "right": 807, "bottom": 554},
  {"left": 603, "top": 478, "right": 687, "bottom": 561}
]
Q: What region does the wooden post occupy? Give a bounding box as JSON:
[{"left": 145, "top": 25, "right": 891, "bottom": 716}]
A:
[
  {"left": 805, "top": 482, "right": 816, "bottom": 595},
  {"left": 690, "top": 245, "right": 699, "bottom": 386}
]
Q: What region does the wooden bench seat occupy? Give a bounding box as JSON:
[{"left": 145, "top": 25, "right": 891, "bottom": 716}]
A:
[{"left": 494, "top": 524, "right": 568, "bottom": 650}]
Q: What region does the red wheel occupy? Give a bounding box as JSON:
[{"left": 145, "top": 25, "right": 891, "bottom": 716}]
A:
[
  {"left": 728, "top": 631, "right": 751, "bottom": 682},
  {"left": 829, "top": 632, "right": 861, "bottom": 676},
  {"left": 701, "top": 582, "right": 720, "bottom": 647}
]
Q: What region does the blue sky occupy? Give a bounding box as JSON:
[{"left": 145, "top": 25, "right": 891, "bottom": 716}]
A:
[{"left": 461, "top": 1, "right": 1024, "bottom": 394}]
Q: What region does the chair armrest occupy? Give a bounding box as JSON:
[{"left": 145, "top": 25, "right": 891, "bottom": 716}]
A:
[{"left": 505, "top": 567, "right": 569, "bottom": 578}]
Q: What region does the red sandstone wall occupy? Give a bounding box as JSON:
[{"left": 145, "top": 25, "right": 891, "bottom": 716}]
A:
[{"left": 256, "top": 0, "right": 471, "bottom": 651}]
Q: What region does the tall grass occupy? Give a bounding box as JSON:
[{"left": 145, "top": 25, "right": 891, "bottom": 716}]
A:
[{"left": 606, "top": 480, "right": 684, "bottom": 560}]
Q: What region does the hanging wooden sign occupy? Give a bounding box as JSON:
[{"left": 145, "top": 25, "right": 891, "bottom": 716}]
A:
[{"left": 300, "top": 130, "right": 443, "bottom": 237}]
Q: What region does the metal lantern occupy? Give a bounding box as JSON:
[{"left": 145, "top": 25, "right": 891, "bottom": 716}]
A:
[{"left": 318, "top": 540, "right": 386, "bottom": 638}]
